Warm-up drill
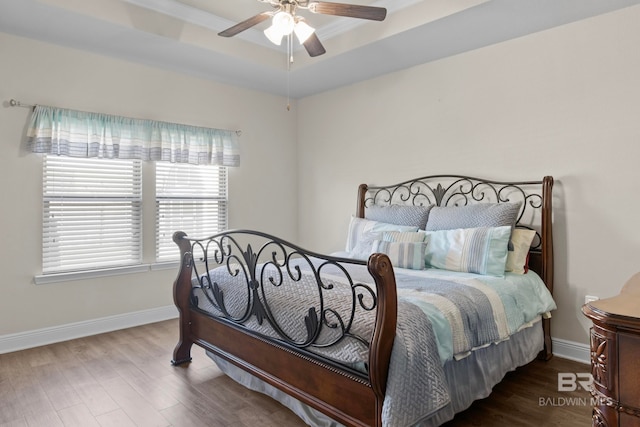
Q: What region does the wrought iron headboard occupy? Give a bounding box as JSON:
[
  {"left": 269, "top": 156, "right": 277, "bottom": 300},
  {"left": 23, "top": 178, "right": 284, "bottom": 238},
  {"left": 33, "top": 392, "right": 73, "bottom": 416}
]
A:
[{"left": 356, "top": 175, "right": 554, "bottom": 294}]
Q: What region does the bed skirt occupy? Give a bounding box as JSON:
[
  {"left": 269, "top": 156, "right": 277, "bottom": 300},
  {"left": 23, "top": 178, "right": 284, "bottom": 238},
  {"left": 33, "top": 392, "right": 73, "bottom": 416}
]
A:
[{"left": 206, "top": 317, "right": 543, "bottom": 427}]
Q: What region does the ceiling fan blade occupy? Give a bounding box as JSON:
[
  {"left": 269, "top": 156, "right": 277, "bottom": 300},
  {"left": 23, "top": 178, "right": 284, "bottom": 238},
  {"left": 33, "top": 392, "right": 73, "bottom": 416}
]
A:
[
  {"left": 218, "top": 12, "right": 273, "bottom": 37},
  {"left": 303, "top": 33, "right": 326, "bottom": 57},
  {"left": 308, "top": 2, "right": 387, "bottom": 21}
]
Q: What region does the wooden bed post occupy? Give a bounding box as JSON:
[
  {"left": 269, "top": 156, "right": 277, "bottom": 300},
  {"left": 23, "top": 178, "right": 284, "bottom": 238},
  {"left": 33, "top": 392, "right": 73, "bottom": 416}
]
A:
[
  {"left": 540, "top": 176, "right": 554, "bottom": 360},
  {"left": 367, "top": 253, "right": 398, "bottom": 425},
  {"left": 356, "top": 184, "right": 368, "bottom": 218},
  {"left": 171, "top": 231, "right": 195, "bottom": 365}
]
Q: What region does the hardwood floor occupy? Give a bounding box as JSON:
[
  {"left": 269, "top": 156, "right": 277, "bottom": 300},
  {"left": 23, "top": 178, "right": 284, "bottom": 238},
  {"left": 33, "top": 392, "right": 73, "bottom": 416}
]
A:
[
  {"left": 0, "top": 319, "right": 592, "bottom": 426},
  {"left": 442, "top": 355, "right": 592, "bottom": 426}
]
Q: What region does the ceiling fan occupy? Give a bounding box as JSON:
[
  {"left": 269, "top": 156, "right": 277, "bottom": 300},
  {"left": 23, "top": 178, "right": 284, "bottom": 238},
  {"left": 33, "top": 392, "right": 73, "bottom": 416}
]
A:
[{"left": 218, "top": 0, "right": 387, "bottom": 57}]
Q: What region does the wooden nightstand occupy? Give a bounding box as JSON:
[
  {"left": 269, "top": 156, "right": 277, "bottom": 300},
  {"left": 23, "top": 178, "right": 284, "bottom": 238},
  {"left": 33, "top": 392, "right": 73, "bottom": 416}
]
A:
[{"left": 582, "top": 272, "right": 640, "bottom": 427}]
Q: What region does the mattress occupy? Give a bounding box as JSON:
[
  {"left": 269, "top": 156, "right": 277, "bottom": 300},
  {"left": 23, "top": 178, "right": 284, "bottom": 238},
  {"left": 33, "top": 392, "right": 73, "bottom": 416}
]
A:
[{"left": 192, "top": 258, "right": 554, "bottom": 364}]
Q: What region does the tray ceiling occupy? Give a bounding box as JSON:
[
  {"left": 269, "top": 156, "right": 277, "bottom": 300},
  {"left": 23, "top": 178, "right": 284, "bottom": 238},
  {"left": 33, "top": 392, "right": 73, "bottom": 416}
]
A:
[{"left": 1, "top": 0, "right": 639, "bottom": 98}]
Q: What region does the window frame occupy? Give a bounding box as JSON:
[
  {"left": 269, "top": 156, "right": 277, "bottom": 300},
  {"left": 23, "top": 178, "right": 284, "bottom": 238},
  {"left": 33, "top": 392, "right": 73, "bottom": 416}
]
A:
[
  {"left": 155, "top": 162, "right": 229, "bottom": 264},
  {"left": 36, "top": 155, "right": 145, "bottom": 284},
  {"left": 34, "top": 157, "right": 230, "bottom": 284}
]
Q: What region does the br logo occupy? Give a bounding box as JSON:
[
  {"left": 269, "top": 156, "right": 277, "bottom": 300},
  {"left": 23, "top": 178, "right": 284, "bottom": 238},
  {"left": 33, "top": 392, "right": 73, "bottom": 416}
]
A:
[{"left": 557, "top": 373, "right": 593, "bottom": 391}]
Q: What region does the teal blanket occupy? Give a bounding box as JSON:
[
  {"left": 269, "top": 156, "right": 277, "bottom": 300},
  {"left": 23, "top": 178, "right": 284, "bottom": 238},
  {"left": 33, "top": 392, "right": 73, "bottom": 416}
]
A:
[{"left": 392, "top": 268, "right": 556, "bottom": 363}]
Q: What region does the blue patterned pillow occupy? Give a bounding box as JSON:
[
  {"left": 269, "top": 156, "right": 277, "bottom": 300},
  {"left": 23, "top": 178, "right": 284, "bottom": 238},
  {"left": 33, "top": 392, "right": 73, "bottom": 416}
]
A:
[
  {"left": 426, "top": 202, "right": 521, "bottom": 231},
  {"left": 371, "top": 240, "right": 426, "bottom": 270},
  {"left": 424, "top": 226, "right": 510, "bottom": 276},
  {"left": 366, "top": 205, "right": 433, "bottom": 230}
]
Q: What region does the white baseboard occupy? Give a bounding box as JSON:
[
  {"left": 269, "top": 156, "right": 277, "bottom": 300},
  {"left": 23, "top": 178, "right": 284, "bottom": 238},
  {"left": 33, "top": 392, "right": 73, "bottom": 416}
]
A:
[
  {"left": 552, "top": 337, "right": 590, "bottom": 365},
  {"left": 0, "top": 305, "right": 178, "bottom": 354},
  {"left": 0, "top": 309, "right": 593, "bottom": 365}
]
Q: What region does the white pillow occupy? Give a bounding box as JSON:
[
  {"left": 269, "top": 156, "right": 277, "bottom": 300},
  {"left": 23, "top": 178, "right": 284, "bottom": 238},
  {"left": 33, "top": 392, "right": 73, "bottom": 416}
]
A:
[
  {"left": 505, "top": 228, "right": 536, "bottom": 274},
  {"left": 349, "top": 232, "right": 382, "bottom": 260},
  {"left": 345, "top": 216, "right": 418, "bottom": 253},
  {"left": 424, "top": 226, "right": 511, "bottom": 276}
]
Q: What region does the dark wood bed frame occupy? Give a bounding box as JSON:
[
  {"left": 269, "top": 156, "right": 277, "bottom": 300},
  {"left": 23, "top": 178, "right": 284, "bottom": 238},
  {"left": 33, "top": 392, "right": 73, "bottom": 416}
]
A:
[{"left": 171, "top": 175, "right": 554, "bottom": 427}]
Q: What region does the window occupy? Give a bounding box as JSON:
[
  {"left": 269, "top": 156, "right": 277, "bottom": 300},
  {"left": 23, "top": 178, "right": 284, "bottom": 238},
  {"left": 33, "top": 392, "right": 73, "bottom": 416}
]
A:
[
  {"left": 155, "top": 163, "right": 228, "bottom": 262},
  {"left": 29, "top": 105, "right": 239, "bottom": 281},
  {"left": 42, "top": 155, "right": 142, "bottom": 274}
]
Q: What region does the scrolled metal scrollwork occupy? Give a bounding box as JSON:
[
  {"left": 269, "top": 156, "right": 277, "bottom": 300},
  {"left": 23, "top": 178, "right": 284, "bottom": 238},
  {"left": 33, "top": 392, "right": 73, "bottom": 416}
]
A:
[
  {"left": 185, "top": 230, "right": 376, "bottom": 357},
  {"left": 364, "top": 175, "right": 545, "bottom": 250},
  {"left": 445, "top": 178, "right": 495, "bottom": 206}
]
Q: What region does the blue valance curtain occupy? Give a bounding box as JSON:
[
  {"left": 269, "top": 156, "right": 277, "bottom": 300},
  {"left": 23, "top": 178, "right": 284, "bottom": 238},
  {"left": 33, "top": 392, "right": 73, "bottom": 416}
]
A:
[{"left": 26, "top": 105, "right": 240, "bottom": 166}]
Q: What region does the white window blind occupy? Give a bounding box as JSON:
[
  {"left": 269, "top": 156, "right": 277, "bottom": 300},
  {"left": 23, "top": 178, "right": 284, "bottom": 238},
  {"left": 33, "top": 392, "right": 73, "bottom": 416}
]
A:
[
  {"left": 156, "top": 163, "right": 228, "bottom": 262},
  {"left": 42, "top": 155, "right": 143, "bottom": 274}
]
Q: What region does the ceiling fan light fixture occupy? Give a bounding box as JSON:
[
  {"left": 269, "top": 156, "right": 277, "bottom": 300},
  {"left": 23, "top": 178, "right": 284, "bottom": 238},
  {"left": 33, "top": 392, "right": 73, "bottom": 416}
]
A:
[
  {"left": 274, "top": 11, "right": 295, "bottom": 34},
  {"left": 264, "top": 11, "right": 297, "bottom": 45},
  {"left": 294, "top": 19, "right": 315, "bottom": 44},
  {"left": 264, "top": 24, "right": 284, "bottom": 45}
]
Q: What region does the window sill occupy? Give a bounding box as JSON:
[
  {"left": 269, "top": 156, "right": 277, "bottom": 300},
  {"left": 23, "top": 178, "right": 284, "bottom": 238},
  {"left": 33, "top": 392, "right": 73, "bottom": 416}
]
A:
[
  {"left": 34, "top": 264, "right": 151, "bottom": 285},
  {"left": 150, "top": 261, "right": 180, "bottom": 271},
  {"left": 34, "top": 260, "right": 185, "bottom": 285}
]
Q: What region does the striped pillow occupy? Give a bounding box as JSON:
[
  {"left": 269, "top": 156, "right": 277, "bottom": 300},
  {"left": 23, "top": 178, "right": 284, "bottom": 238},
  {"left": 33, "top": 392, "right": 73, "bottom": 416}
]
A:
[
  {"left": 424, "top": 226, "right": 510, "bottom": 276},
  {"left": 345, "top": 216, "right": 418, "bottom": 252},
  {"left": 382, "top": 231, "right": 426, "bottom": 243},
  {"left": 371, "top": 240, "right": 426, "bottom": 270}
]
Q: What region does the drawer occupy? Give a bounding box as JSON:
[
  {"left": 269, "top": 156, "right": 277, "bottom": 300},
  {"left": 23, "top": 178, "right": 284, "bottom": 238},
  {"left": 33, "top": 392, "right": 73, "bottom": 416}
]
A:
[
  {"left": 619, "top": 331, "right": 640, "bottom": 409},
  {"left": 620, "top": 412, "right": 640, "bottom": 427}
]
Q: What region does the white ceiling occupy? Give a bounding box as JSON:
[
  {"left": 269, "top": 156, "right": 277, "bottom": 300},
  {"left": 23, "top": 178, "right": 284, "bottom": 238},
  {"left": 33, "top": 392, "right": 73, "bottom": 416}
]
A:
[{"left": 1, "top": 0, "right": 639, "bottom": 98}]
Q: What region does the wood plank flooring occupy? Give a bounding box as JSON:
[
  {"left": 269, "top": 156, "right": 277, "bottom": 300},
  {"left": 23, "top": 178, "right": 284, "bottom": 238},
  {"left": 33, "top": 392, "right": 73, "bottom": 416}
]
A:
[{"left": 0, "top": 319, "right": 592, "bottom": 426}]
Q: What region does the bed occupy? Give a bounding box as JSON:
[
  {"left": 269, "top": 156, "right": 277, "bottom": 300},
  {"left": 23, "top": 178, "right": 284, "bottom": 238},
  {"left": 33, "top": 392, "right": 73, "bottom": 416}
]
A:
[{"left": 171, "top": 174, "right": 556, "bottom": 427}]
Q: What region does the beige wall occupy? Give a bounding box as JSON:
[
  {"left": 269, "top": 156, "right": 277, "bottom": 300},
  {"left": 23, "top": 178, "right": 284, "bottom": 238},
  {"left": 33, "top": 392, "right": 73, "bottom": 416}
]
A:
[
  {"left": 2, "top": 5, "right": 640, "bottom": 349},
  {"left": 297, "top": 5, "right": 640, "bottom": 345},
  {"left": 0, "top": 33, "right": 298, "bottom": 336}
]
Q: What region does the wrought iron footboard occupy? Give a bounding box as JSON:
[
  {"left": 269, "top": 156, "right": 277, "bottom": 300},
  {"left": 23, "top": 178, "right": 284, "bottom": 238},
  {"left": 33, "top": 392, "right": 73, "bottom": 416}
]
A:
[{"left": 173, "top": 229, "right": 383, "bottom": 376}]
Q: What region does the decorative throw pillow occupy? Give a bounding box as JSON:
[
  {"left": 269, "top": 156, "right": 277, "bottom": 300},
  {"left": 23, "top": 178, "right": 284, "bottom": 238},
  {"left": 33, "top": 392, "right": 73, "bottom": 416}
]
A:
[
  {"left": 371, "top": 240, "right": 427, "bottom": 270},
  {"left": 345, "top": 216, "right": 418, "bottom": 252},
  {"left": 349, "top": 232, "right": 382, "bottom": 260},
  {"left": 424, "top": 226, "right": 511, "bottom": 276},
  {"left": 426, "top": 202, "right": 522, "bottom": 231},
  {"left": 382, "top": 231, "right": 426, "bottom": 243},
  {"left": 505, "top": 228, "right": 536, "bottom": 274},
  {"left": 366, "top": 205, "right": 434, "bottom": 230}
]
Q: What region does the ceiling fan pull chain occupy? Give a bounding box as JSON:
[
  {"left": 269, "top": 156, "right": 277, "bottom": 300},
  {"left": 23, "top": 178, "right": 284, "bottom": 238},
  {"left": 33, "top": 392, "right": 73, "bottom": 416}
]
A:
[
  {"left": 287, "top": 34, "right": 292, "bottom": 111},
  {"left": 291, "top": 29, "right": 295, "bottom": 64}
]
